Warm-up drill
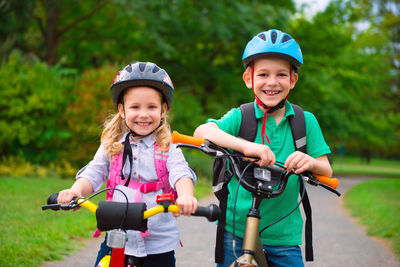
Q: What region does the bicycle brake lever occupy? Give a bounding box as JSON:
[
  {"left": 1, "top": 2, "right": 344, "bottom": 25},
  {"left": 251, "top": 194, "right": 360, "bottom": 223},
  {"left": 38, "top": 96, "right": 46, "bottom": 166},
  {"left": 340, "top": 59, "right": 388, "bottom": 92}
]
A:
[{"left": 176, "top": 143, "right": 223, "bottom": 157}]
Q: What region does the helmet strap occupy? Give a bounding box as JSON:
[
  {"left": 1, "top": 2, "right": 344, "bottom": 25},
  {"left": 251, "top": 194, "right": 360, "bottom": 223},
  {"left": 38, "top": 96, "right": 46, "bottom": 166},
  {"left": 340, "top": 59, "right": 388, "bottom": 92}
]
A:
[{"left": 120, "top": 105, "right": 165, "bottom": 185}]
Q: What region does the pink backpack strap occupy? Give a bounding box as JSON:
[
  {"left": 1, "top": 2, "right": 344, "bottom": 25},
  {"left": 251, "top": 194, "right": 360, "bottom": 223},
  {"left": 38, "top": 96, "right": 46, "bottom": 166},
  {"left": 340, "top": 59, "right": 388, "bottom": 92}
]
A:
[
  {"left": 107, "top": 151, "right": 124, "bottom": 201},
  {"left": 154, "top": 143, "right": 177, "bottom": 199}
]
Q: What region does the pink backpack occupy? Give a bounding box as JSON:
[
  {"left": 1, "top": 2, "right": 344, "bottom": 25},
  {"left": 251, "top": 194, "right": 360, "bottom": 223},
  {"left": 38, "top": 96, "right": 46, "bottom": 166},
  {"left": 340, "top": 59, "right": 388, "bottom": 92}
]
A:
[
  {"left": 106, "top": 142, "right": 177, "bottom": 201},
  {"left": 92, "top": 142, "right": 177, "bottom": 238}
]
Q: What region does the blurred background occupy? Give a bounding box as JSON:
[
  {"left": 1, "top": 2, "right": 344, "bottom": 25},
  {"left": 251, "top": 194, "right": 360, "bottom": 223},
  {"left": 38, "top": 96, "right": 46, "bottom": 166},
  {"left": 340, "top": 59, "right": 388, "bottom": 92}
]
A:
[
  {"left": 0, "top": 0, "right": 399, "bottom": 176},
  {"left": 1, "top": 1, "right": 399, "bottom": 266}
]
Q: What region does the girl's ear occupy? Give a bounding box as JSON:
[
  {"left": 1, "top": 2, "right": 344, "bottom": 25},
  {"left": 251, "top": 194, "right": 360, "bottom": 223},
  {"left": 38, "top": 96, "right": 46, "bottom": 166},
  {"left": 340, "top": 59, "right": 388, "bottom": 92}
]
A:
[
  {"left": 118, "top": 103, "right": 125, "bottom": 119},
  {"left": 161, "top": 103, "right": 168, "bottom": 118}
]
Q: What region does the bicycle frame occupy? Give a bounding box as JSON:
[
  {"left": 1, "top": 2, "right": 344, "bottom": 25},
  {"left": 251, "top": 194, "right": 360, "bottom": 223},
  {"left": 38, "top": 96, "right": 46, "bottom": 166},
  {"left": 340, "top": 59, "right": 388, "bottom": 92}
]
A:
[{"left": 171, "top": 131, "right": 341, "bottom": 267}]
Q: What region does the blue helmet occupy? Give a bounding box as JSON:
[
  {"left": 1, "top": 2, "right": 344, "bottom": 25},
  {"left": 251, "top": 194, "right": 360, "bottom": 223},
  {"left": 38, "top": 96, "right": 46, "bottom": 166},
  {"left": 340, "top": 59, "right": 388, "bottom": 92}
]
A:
[{"left": 242, "top": 29, "right": 303, "bottom": 71}]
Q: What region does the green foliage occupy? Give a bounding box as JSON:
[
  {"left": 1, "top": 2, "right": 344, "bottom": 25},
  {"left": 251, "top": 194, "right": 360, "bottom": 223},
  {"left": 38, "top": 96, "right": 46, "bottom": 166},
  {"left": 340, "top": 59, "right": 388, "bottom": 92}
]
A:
[
  {"left": 289, "top": 0, "right": 399, "bottom": 157},
  {"left": 59, "top": 64, "right": 116, "bottom": 166},
  {"left": 0, "top": 0, "right": 399, "bottom": 168},
  {"left": 344, "top": 178, "right": 400, "bottom": 260},
  {"left": 0, "top": 50, "right": 77, "bottom": 163}
]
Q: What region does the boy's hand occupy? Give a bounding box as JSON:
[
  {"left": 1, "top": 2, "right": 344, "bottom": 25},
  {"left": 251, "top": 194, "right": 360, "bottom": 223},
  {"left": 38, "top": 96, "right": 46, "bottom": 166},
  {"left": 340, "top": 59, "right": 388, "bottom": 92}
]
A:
[
  {"left": 284, "top": 151, "right": 315, "bottom": 174},
  {"left": 175, "top": 194, "right": 198, "bottom": 217},
  {"left": 242, "top": 141, "right": 275, "bottom": 167}
]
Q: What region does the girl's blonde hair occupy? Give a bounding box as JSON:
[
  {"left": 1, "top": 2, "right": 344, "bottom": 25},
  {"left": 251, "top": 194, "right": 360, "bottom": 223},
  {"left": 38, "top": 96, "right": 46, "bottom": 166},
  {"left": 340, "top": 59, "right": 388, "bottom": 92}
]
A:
[{"left": 101, "top": 89, "right": 171, "bottom": 157}]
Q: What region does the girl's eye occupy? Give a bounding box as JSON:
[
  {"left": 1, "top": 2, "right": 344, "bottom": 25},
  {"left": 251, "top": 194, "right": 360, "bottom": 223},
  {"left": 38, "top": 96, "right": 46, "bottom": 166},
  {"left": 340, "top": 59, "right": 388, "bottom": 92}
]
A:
[{"left": 257, "top": 73, "right": 267, "bottom": 77}]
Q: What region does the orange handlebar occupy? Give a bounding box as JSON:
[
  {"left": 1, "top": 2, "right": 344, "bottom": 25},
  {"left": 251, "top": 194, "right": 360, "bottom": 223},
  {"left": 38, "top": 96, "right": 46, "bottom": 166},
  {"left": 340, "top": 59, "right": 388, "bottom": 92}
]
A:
[
  {"left": 313, "top": 174, "right": 339, "bottom": 189},
  {"left": 171, "top": 131, "right": 206, "bottom": 147}
]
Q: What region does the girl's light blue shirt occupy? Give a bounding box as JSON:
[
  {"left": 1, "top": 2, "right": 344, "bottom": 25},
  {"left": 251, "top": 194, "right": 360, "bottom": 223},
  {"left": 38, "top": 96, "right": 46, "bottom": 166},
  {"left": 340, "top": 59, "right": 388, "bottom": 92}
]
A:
[{"left": 76, "top": 132, "right": 196, "bottom": 257}]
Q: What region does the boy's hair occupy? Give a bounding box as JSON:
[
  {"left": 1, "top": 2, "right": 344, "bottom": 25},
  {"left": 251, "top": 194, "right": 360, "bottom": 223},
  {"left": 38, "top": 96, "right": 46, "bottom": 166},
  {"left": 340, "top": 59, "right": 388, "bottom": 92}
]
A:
[{"left": 101, "top": 112, "right": 171, "bottom": 157}]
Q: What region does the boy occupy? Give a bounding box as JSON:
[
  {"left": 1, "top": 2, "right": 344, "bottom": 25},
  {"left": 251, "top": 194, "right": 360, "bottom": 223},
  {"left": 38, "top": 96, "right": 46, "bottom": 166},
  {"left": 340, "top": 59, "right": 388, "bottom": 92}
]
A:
[{"left": 194, "top": 29, "right": 332, "bottom": 267}]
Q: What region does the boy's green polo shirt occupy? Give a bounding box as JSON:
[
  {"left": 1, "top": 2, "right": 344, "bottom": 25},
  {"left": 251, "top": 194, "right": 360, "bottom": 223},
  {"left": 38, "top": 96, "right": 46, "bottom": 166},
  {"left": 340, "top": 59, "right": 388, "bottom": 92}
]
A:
[{"left": 207, "top": 100, "right": 331, "bottom": 246}]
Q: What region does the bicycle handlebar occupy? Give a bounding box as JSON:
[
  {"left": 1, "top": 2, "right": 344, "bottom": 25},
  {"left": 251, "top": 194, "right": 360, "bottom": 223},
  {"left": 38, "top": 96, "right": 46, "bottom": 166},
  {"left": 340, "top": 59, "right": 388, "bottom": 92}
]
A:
[
  {"left": 42, "top": 192, "right": 220, "bottom": 232},
  {"left": 171, "top": 131, "right": 340, "bottom": 196}
]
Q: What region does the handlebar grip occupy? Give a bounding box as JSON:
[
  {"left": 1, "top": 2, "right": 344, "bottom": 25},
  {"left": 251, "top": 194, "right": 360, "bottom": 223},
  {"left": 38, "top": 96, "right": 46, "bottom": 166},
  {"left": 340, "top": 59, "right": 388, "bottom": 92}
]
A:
[
  {"left": 192, "top": 204, "right": 220, "bottom": 222},
  {"left": 47, "top": 193, "right": 59, "bottom": 205},
  {"left": 171, "top": 131, "right": 205, "bottom": 147},
  {"left": 313, "top": 174, "right": 339, "bottom": 189}
]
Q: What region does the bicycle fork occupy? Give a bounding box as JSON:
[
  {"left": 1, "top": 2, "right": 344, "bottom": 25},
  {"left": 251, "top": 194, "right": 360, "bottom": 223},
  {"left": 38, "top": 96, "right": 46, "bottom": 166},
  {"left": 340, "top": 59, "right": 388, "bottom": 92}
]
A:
[{"left": 231, "top": 196, "right": 268, "bottom": 267}]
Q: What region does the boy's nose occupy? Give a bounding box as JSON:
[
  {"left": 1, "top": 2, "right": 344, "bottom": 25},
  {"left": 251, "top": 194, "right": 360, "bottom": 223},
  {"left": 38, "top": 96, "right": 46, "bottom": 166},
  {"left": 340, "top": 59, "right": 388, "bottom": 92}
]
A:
[{"left": 266, "top": 76, "right": 277, "bottom": 85}]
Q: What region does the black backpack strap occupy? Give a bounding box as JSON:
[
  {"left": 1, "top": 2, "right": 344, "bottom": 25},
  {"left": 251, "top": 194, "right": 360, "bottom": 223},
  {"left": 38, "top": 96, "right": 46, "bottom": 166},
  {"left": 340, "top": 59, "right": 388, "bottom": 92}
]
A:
[
  {"left": 288, "top": 104, "right": 313, "bottom": 261},
  {"left": 288, "top": 104, "right": 307, "bottom": 153},
  {"left": 301, "top": 182, "right": 314, "bottom": 261},
  {"left": 239, "top": 102, "right": 257, "bottom": 142},
  {"left": 215, "top": 102, "right": 256, "bottom": 263}
]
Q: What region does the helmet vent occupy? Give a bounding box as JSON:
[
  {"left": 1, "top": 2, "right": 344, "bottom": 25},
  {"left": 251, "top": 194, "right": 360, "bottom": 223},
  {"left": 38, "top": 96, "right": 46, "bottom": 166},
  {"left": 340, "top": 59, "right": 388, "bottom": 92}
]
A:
[
  {"left": 139, "top": 62, "right": 146, "bottom": 72},
  {"left": 257, "top": 33, "right": 266, "bottom": 41},
  {"left": 125, "top": 65, "right": 132, "bottom": 73},
  {"left": 152, "top": 66, "right": 160, "bottom": 73},
  {"left": 282, "top": 34, "right": 292, "bottom": 43},
  {"left": 271, "top": 31, "right": 277, "bottom": 44}
]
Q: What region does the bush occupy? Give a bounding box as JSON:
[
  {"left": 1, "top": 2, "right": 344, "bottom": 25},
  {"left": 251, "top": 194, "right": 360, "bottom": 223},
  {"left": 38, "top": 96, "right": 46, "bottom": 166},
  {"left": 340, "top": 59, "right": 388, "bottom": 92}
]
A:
[{"left": 0, "top": 50, "right": 77, "bottom": 163}]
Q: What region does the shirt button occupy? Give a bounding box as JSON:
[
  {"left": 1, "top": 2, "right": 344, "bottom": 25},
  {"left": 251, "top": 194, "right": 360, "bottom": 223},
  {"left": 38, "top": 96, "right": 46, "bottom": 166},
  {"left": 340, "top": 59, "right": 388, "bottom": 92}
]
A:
[{"left": 133, "top": 171, "right": 137, "bottom": 175}]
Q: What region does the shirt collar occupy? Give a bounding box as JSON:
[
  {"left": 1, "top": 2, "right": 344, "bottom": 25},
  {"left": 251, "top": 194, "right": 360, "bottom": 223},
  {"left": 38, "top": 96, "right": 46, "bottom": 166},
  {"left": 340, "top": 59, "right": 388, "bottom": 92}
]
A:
[
  {"left": 253, "top": 100, "right": 295, "bottom": 119},
  {"left": 119, "top": 131, "right": 156, "bottom": 147}
]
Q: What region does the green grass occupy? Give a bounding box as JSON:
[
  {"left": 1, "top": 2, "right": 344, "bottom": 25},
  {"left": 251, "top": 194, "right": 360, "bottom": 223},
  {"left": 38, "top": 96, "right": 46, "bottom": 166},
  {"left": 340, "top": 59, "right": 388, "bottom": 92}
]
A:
[
  {"left": 0, "top": 177, "right": 96, "bottom": 267},
  {"left": 344, "top": 178, "right": 400, "bottom": 261},
  {"left": 331, "top": 156, "right": 400, "bottom": 177},
  {"left": 0, "top": 175, "right": 212, "bottom": 267}
]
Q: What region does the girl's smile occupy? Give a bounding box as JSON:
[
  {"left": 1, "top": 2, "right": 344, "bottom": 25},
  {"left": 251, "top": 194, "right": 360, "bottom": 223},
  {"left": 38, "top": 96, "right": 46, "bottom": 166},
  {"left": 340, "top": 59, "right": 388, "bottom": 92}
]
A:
[{"left": 118, "top": 86, "right": 167, "bottom": 136}]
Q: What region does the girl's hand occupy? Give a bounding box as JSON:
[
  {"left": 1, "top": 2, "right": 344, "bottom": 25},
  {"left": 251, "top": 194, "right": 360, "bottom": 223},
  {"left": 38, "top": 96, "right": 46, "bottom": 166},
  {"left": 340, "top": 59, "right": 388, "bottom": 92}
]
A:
[
  {"left": 57, "top": 189, "right": 81, "bottom": 204},
  {"left": 175, "top": 194, "right": 198, "bottom": 217},
  {"left": 284, "top": 151, "right": 315, "bottom": 174},
  {"left": 242, "top": 141, "right": 275, "bottom": 167}
]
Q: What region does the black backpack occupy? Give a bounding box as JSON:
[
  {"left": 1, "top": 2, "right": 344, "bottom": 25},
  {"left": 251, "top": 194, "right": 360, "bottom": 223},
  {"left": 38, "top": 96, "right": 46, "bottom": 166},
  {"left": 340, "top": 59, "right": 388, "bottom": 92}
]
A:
[{"left": 212, "top": 102, "right": 314, "bottom": 263}]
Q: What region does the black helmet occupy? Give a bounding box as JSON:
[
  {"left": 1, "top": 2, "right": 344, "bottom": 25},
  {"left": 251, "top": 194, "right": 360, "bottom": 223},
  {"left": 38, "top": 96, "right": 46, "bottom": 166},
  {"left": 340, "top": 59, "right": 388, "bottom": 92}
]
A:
[{"left": 110, "top": 62, "right": 174, "bottom": 109}]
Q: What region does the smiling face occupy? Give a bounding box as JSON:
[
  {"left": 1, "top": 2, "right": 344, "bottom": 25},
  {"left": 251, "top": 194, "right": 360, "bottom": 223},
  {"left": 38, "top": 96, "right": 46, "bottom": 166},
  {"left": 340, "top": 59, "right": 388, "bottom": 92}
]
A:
[
  {"left": 118, "top": 86, "right": 167, "bottom": 136},
  {"left": 243, "top": 57, "right": 298, "bottom": 111}
]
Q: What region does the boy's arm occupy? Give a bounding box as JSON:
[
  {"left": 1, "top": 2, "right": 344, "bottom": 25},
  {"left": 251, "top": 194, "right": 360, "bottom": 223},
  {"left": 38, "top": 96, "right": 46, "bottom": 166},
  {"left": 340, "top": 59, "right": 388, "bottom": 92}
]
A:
[
  {"left": 194, "top": 122, "right": 275, "bottom": 166},
  {"left": 285, "top": 152, "right": 332, "bottom": 177},
  {"left": 175, "top": 177, "right": 198, "bottom": 216}
]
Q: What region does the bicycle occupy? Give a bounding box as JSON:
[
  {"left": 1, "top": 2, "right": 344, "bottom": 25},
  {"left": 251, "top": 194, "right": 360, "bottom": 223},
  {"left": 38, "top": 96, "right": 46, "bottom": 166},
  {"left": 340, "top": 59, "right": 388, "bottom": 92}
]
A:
[
  {"left": 42, "top": 190, "right": 220, "bottom": 267},
  {"left": 171, "top": 131, "right": 341, "bottom": 267}
]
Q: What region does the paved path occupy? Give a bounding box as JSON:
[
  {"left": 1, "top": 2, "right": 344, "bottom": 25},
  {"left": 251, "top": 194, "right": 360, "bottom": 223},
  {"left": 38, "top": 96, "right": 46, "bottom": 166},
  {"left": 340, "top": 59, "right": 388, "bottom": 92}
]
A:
[{"left": 42, "top": 177, "right": 399, "bottom": 267}]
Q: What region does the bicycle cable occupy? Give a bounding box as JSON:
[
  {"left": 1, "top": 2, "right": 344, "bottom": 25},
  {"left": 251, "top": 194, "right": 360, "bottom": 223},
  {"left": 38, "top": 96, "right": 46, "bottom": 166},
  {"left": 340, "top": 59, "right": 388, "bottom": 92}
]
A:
[{"left": 258, "top": 175, "right": 306, "bottom": 234}]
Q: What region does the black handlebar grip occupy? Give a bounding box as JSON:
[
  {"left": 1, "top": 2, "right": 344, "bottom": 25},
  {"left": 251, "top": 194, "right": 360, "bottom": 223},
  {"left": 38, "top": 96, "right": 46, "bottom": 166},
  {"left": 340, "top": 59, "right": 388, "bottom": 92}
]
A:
[
  {"left": 192, "top": 204, "right": 220, "bottom": 222},
  {"left": 47, "top": 193, "right": 59, "bottom": 205}
]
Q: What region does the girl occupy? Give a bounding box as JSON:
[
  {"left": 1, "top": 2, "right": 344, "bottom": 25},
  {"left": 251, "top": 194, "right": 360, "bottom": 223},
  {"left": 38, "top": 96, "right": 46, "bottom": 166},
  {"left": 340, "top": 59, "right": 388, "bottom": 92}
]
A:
[{"left": 57, "top": 62, "right": 198, "bottom": 267}]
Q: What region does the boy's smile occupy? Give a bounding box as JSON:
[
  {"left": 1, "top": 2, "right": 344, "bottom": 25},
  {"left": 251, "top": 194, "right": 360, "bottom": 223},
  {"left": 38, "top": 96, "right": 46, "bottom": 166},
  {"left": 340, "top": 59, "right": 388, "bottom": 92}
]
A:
[{"left": 243, "top": 57, "right": 298, "bottom": 111}]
